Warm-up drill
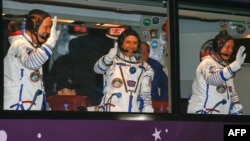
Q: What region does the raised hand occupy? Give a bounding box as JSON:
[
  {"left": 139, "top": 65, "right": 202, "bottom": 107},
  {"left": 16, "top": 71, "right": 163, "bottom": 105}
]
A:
[
  {"left": 229, "top": 45, "right": 246, "bottom": 74},
  {"left": 105, "top": 41, "right": 118, "bottom": 62},
  {"left": 45, "top": 16, "right": 58, "bottom": 47}
]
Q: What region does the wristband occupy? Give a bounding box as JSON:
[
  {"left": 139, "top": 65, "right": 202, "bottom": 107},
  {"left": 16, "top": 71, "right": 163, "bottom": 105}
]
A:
[{"left": 227, "top": 66, "right": 235, "bottom": 76}]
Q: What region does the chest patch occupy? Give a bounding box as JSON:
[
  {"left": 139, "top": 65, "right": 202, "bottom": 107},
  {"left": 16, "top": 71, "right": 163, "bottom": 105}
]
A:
[
  {"left": 112, "top": 78, "right": 123, "bottom": 88},
  {"left": 127, "top": 80, "right": 136, "bottom": 87},
  {"left": 216, "top": 84, "right": 226, "bottom": 94}
]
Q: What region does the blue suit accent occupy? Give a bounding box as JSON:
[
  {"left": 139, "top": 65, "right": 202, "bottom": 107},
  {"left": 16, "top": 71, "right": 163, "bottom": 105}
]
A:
[{"left": 147, "top": 58, "right": 168, "bottom": 101}]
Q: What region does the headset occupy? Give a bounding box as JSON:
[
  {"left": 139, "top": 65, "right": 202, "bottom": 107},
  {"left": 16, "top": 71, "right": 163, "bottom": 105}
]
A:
[
  {"left": 212, "top": 31, "right": 233, "bottom": 53},
  {"left": 211, "top": 32, "right": 234, "bottom": 65},
  {"left": 26, "top": 15, "right": 43, "bottom": 32},
  {"left": 117, "top": 28, "right": 141, "bottom": 54},
  {"left": 25, "top": 9, "right": 50, "bottom": 40}
]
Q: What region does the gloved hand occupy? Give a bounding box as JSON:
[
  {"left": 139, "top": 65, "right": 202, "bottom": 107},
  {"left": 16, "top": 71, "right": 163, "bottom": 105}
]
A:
[
  {"left": 45, "top": 16, "right": 58, "bottom": 48},
  {"left": 230, "top": 92, "right": 240, "bottom": 103},
  {"left": 230, "top": 103, "right": 243, "bottom": 115},
  {"left": 104, "top": 41, "right": 118, "bottom": 62},
  {"left": 229, "top": 46, "right": 246, "bottom": 74}
]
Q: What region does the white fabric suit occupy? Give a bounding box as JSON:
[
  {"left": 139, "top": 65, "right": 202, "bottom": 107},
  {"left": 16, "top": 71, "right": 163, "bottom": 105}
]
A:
[
  {"left": 187, "top": 56, "right": 240, "bottom": 114},
  {"left": 4, "top": 33, "right": 54, "bottom": 110},
  {"left": 94, "top": 52, "right": 154, "bottom": 112}
]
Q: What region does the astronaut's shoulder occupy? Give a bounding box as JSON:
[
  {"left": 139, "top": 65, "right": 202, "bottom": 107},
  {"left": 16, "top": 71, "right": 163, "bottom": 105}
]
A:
[{"left": 200, "top": 56, "right": 215, "bottom": 64}]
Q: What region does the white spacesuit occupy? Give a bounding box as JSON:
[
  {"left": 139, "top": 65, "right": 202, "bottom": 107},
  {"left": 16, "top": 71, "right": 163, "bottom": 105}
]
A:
[
  {"left": 94, "top": 29, "right": 154, "bottom": 112},
  {"left": 187, "top": 34, "right": 246, "bottom": 115},
  {"left": 4, "top": 15, "right": 58, "bottom": 110}
]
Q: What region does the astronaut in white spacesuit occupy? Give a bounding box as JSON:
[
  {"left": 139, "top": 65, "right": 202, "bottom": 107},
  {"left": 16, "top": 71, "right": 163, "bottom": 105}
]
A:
[
  {"left": 4, "top": 9, "right": 58, "bottom": 110},
  {"left": 187, "top": 31, "right": 246, "bottom": 115},
  {"left": 93, "top": 28, "right": 154, "bottom": 112}
]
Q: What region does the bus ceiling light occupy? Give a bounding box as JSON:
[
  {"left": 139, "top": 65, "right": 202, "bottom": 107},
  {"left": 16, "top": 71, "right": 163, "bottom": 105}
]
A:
[{"left": 95, "top": 23, "right": 122, "bottom": 27}]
